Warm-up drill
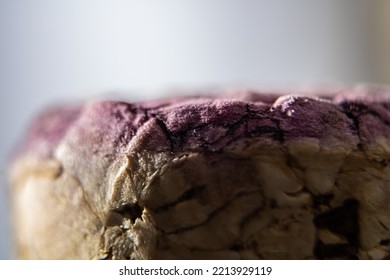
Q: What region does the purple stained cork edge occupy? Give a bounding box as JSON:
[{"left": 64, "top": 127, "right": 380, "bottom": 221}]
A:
[{"left": 13, "top": 86, "right": 390, "bottom": 162}]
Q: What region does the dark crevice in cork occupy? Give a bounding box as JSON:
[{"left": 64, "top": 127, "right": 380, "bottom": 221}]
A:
[
  {"left": 113, "top": 203, "right": 144, "bottom": 224},
  {"left": 314, "top": 199, "right": 359, "bottom": 259},
  {"left": 380, "top": 239, "right": 390, "bottom": 246},
  {"left": 270, "top": 115, "right": 285, "bottom": 143},
  {"left": 153, "top": 116, "right": 175, "bottom": 152},
  {"left": 229, "top": 243, "right": 245, "bottom": 251},
  {"left": 340, "top": 102, "right": 364, "bottom": 150},
  {"left": 312, "top": 193, "right": 334, "bottom": 209}
]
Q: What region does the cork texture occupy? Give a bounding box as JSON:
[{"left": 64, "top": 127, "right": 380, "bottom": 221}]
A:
[{"left": 9, "top": 87, "right": 390, "bottom": 259}]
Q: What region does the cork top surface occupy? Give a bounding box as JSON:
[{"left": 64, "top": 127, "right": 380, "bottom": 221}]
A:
[{"left": 15, "top": 86, "right": 390, "bottom": 160}]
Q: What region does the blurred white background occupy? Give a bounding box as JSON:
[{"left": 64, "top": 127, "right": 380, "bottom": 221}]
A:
[{"left": 1, "top": 0, "right": 389, "bottom": 259}]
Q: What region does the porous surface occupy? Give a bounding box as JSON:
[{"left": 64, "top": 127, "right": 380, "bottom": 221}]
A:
[{"left": 9, "top": 87, "right": 390, "bottom": 259}]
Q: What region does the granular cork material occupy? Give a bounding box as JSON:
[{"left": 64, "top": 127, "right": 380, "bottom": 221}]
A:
[{"left": 9, "top": 87, "right": 390, "bottom": 259}]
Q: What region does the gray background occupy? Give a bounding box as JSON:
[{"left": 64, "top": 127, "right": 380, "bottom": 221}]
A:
[{"left": 1, "top": 0, "right": 389, "bottom": 259}]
